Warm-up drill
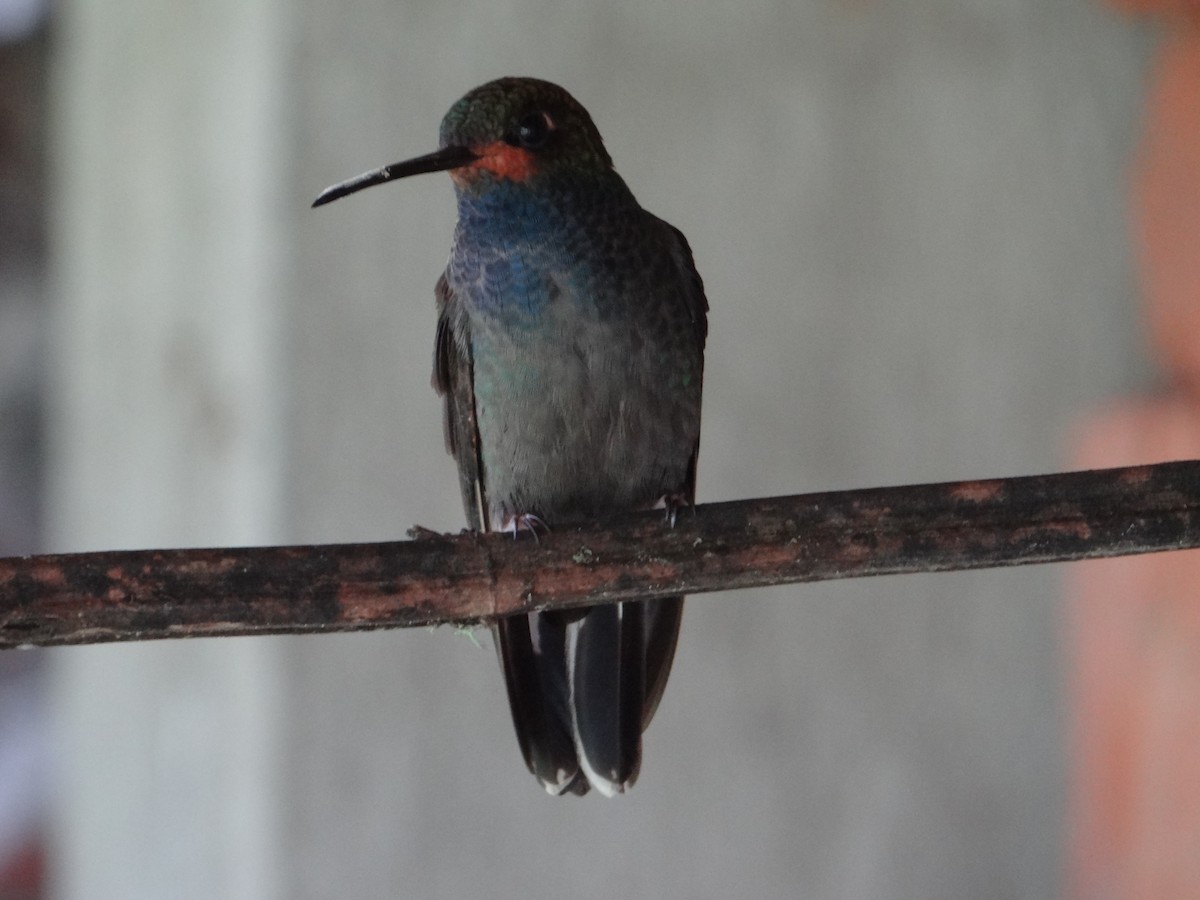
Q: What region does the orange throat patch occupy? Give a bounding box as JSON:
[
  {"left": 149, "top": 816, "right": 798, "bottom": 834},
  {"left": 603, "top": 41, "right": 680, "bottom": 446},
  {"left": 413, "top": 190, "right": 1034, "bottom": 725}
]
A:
[{"left": 452, "top": 141, "right": 537, "bottom": 185}]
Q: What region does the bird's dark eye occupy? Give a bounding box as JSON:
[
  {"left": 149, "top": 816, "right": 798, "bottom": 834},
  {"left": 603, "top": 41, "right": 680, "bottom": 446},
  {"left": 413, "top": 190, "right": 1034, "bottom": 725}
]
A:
[{"left": 514, "top": 112, "right": 552, "bottom": 150}]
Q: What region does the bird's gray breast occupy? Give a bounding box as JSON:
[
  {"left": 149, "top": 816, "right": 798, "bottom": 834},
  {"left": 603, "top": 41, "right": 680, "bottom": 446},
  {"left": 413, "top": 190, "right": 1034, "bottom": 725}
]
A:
[{"left": 459, "top": 253, "right": 700, "bottom": 528}]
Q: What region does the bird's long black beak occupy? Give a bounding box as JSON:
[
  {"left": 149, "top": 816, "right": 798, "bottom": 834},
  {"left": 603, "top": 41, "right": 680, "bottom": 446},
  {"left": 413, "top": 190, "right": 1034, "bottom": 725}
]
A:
[{"left": 312, "top": 145, "right": 478, "bottom": 208}]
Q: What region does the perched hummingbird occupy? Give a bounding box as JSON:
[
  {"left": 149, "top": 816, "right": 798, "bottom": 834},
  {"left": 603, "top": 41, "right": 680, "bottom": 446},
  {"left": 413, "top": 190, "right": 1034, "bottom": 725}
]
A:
[{"left": 314, "top": 77, "right": 707, "bottom": 796}]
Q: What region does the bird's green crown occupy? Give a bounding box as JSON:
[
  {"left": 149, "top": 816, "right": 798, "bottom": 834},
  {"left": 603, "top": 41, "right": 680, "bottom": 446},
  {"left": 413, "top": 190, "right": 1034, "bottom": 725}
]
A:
[{"left": 438, "top": 77, "right": 614, "bottom": 190}]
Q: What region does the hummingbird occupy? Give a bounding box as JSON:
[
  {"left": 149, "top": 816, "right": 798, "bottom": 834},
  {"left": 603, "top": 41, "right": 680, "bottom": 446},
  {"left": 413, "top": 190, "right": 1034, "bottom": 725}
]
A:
[{"left": 314, "top": 77, "right": 707, "bottom": 796}]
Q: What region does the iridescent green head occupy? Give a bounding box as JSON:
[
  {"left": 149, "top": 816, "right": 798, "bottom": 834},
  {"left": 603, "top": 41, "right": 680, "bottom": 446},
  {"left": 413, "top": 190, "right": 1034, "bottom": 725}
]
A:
[
  {"left": 312, "top": 77, "right": 614, "bottom": 207},
  {"left": 437, "top": 78, "right": 613, "bottom": 188}
]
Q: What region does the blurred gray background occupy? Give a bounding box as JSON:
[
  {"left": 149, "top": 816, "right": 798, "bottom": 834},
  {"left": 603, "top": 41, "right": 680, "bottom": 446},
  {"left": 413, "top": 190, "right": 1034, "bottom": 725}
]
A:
[{"left": 35, "top": 0, "right": 1151, "bottom": 897}]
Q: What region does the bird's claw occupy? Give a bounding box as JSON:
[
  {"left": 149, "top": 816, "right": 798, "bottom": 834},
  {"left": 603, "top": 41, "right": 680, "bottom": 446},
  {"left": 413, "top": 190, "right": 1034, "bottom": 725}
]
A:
[
  {"left": 502, "top": 512, "right": 550, "bottom": 542},
  {"left": 655, "top": 493, "right": 692, "bottom": 528}
]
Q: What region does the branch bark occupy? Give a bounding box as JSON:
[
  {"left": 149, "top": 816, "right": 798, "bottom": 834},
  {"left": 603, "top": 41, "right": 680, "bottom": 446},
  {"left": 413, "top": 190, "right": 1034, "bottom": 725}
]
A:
[{"left": 2, "top": 461, "right": 1198, "bottom": 649}]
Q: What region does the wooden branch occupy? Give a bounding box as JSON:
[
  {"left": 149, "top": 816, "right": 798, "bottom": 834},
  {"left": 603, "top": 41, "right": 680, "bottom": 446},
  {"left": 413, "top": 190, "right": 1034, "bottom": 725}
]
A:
[{"left": 2, "top": 461, "right": 1198, "bottom": 649}]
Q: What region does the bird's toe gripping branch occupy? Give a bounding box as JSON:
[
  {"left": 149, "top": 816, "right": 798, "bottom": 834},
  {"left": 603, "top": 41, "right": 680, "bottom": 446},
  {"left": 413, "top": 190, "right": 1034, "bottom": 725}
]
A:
[
  {"left": 502, "top": 512, "right": 551, "bottom": 542},
  {"left": 655, "top": 492, "right": 693, "bottom": 528}
]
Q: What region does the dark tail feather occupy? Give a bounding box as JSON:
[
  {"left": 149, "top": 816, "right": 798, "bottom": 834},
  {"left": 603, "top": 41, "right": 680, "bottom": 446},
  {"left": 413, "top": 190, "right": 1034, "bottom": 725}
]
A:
[
  {"left": 495, "top": 615, "right": 581, "bottom": 795},
  {"left": 642, "top": 596, "right": 684, "bottom": 728},
  {"left": 497, "top": 598, "right": 685, "bottom": 797},
  {"left": 572, "top": 602, "right": 645, "bottom": 795}
]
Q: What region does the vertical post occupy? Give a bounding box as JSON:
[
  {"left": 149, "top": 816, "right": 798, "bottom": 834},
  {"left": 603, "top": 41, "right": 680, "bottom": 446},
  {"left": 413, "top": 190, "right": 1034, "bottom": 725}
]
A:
[{"left": 47, "top": 0, "right": 288, "bottom": 896}]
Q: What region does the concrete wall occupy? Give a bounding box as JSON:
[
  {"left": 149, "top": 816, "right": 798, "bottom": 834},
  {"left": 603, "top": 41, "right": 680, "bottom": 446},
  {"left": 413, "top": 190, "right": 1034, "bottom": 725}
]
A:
[{"left": 47, "top": 1, "right": 1150, "bottom": 897}]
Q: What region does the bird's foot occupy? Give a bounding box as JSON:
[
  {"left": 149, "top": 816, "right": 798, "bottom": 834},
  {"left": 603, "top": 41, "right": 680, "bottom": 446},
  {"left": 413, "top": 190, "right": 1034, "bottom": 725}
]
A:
[
  {"left": 655, "top": 493, "right": 692, "bottom": 528},
  {"left": 501, "top": 512, "right": 550, "bottom": 542}
]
